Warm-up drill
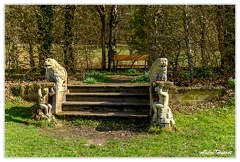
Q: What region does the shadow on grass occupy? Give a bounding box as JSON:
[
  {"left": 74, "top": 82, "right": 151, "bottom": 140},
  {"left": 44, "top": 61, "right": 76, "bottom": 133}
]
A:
[
  {"left": 95, "top": 117, "right": 150, "bottom": 133},
  {"left": 5, "top": 105, "right": 35, "bottom": 124},
  {"left": 60, "top": 115, "right": 151, "bottom": 133}
]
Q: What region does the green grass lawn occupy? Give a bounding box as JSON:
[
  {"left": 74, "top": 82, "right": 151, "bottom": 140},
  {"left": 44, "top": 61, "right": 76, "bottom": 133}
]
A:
[{"left": 5, "top": 97, "right": 235, "bottom": 157}]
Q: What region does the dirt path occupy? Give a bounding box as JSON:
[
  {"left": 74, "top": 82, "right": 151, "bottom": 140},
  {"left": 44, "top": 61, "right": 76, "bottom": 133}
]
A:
[{"left": 40, "top": 119, "right": 149, "bottom": 146}]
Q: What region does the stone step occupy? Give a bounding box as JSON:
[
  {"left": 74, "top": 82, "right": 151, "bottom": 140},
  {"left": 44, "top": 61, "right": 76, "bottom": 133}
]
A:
[
  {"left": 57, "top": 111, "right": 149, "bottom": 118},
  {"left": 67, "top": 84, "right": 150, "bottom": 93},
  {"left": 62, "top": 101, "right": 149, "bottom": 113},
  {"left": 59, "top": 84, "right": 150, "bottom": 118},
  {"left": 66, "top": 92, "right": 149, "bottom": 102}
]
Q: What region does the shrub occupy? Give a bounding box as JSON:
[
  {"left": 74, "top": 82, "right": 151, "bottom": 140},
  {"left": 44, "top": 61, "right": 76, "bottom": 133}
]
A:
[
  {"left": 85, "top": 71, "right": 103, "bottom": 80},
  {"left": 124, "top": 69, "right": 138, "bottom": 75},
  {"left": 131, "top": 72, "right": 149, "bottom": 83},
  {"left": 183, "top": 72, "right": 191, "bottom": 79},
  {"left": 226, "top": 97, "right": 235, "bottom": 109},
  {"left": 228, "top": 77, "right": 235, "bottom": 89},
  {"left": 194, "top": 68, "right": 214, "bottom": 78},
  {"left": 83, "top": 77, "right": 97, "bottom": 84},
  {"left": 83, "top": 71, "right": 111, "bottom": 83}
]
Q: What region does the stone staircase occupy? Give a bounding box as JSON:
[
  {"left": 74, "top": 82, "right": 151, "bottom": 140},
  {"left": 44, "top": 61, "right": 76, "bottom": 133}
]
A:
[{"left": 57, "top": 84, "right": 150, "bottom": 118}]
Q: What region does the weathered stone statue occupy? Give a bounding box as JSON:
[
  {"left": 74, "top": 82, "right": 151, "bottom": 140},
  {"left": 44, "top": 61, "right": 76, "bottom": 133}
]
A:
[
  {"left": 149, "top": 58, "right": 168, "bottom": 83},
  {"left": 45, "top": 58, "right": 68, "bottom": 114},
  {"left": 148, "top": 58, "right": 175, "bottom": 127},
  {"left": 32, "top": 84, "right": 55, "bottom": 120},
  {"left": 45, "top": 58, "right": 67, "bottom": 88},
  {"left": 33, "top": 58, "right": 68, "bottom": 119},
  {"left": 152, "top": 82, "right": 175, "bottom": 126},
  {"left": 38, "top": 84, "right": 53, "bottom": 116}
]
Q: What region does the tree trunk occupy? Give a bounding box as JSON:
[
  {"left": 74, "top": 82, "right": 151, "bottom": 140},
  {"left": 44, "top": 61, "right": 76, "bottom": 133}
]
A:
[
  {"left": 153, "top": 6, "right": 164, "bottom": 58},
  {"left": 64, "top": 5, "right": 76, "bottom": 74},
  {"left": 36, "top": 5, "right": 54, "bottom": 73},
  {"left": 199, "top": 6, "right": 206, "bottom": 68},
  {"left": 172, "top": 40, "right": 181, "bottom": 80},
  {"left": 147, "top": 5, "right": 164, "bottom": 65},
  {"left": 108, "top": 5, "right": 117, "bottom": 71},
  {"left": 28, "top": 39, "right": 35, "bottom": 70},
  {"left": 183, "top": 5, "right": 194, "bottom": 78},
  {"left": 97, "top": 5, "right": 107, "bottom": 70}
]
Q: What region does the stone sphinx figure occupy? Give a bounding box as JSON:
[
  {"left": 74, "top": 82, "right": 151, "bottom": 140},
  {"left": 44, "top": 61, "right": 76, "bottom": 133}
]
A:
[
  {"left": 45, "top": 58, "right": 67, "bottom": 88},
  {"left": 148, "top": 58, "right": 168, "bottom": 83}
]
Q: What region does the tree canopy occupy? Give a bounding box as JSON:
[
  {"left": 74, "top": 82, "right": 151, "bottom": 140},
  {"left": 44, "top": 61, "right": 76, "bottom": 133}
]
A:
[{"left": 5, "top": 5, "right": 235, "bottom": 80}]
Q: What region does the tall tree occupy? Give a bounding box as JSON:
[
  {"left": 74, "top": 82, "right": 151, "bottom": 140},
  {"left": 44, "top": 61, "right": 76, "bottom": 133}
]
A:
[
  {"left": 108, "top": 5, "right": 118, "bottom": 71},
  {"left": 63, "top": 5, "right": 76, "bottom": 73},
  {"left": 216, "top": 5, "right": 235, "bottom": 76},
  {"left": 5, "top": 6, "right": 20, "bottom": 72},
  {"left": 147, "top": 5, "right": 165, "bottom": 64},
  {"left": 198, "top": 5, "right": 206, "bottom": 68},
  {"left": 96, "top": 5, "right": 107, "bottom": 70},
  {"left": 128, "top": 5, "right": 147, "bottom": 54},
  {"left": 36, "top": 5, "right": 54, "bottom": 72},
  {"left": 182, "top": 5, "right": 194, "bottom": 78}
]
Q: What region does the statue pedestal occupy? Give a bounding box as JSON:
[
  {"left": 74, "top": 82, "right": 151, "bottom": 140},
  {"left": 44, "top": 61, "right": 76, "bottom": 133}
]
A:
[
  {"left": 52, "top": 84, "right": 68, "bottom": 115},
  {"left": 155, "top": 104, "right": 175, "bottom": 127}
]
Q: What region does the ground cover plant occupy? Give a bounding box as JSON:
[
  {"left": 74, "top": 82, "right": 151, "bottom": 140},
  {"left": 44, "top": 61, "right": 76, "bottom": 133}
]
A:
[
  {"left": 124, "top": 69, "right": 139, "bottom": 76},
  {"left": 131, "top": 72, "right": 149, "bottom": 83},
  {"left": 5, "top": 92, "right": 235, "bottom": 157},
  {"left": 83, "top": 71, "right": 112, "bottom": 84}
]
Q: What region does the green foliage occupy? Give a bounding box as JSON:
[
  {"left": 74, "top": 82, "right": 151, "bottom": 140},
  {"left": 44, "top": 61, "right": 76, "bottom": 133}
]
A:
[
  {"left": 228, "top": 77, "right": 235, "bottom": 89},
  {"left": 23, "top": 74, "right": 31, "bottom": 81},
  {"left": 12, "top": 85, "right": 22, "bottom": 96},
  {"left": 31, "top": 120, "right": 57, "bottom": 128},
  {"left": 83, "top": 77, "right": 97, "bottom": 84},
  {"left": 5, "top": 6, "right": 235, "bottom": 76},
  {"left": 37, "top": 5, "right": 54, "bottom": 52},
  {"left": 128, "top": 6, "right": 148, "bottom": 54},
  {"left": 194, "top": 68, "right": 214, "bottom": 78},
  {"left": 226, "top": 97, "right": 235, "bottom": 109},
  {"left": 147, "top": 125, "right": 162, "bottom": 133},
  {"left": 124, "top": 69, "right": 138, "bottom": 75},
  {"left": 84, "top": 71, "right": 104, "bottom": 80},
  {"left": 183, "top": 71, "right": 191, "bottom": 79},
  {"left": 70, "top": 118, "right": 101, "bottom": 128},
  {"left": 83, "top": 71, "right": 111, "bottom": 84},
  {"left": 131, "top": 72, "right": 149, "bottom": 83},
  {"left": 182, "top": 68, "right": 215, "bottom": 79}
]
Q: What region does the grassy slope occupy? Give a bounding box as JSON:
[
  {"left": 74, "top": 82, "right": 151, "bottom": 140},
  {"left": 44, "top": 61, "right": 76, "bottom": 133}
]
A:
[{"left": 5, "top": 97, "right": 235, "bottom": 157}]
